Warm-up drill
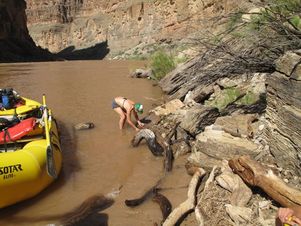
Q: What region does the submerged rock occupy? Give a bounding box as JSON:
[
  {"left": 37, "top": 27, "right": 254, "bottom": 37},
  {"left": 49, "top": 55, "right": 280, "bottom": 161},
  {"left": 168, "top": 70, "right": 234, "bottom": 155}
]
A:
[{"left": 74, "top": 122, "right": 95, "bottom": 130}]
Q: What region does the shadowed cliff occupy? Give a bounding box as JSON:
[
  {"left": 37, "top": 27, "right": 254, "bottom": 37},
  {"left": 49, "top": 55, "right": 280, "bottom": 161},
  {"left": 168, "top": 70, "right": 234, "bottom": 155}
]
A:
[
  {"left": 56, "top": 40, "right": 110, "bottom": 60},
  {"left": 0, "top": 0, "right": 57, "bottom": 62}
]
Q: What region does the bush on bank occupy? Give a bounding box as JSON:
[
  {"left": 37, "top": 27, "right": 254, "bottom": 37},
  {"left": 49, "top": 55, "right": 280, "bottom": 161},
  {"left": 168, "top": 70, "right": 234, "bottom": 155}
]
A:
[{"left": 149, "top": 50, "right": 175, "bottom": 80}]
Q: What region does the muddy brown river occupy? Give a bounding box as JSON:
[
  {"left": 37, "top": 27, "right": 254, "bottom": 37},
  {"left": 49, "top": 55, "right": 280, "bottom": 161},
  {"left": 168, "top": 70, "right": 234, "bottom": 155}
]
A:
[{"left": 0, "top": 60, "right": 192, "bottom": 226}]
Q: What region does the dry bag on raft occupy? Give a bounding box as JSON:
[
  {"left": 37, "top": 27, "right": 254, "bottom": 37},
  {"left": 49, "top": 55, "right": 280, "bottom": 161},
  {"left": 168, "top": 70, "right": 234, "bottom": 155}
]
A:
[{"left": 0, "top": 88, "right": 16, "bottom": 109}]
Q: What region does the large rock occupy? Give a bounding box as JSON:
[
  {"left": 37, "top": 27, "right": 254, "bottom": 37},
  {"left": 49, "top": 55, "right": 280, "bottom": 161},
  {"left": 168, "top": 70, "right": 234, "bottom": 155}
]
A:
[
  {"left": 264, "top": 51, "right": 301, "bottom": 174},
  {"left": 193, "top": 125, "right": 259, "bottom": 160},
  {"left": 179, "top": 105, "right": 219, "bottom": 136},
  {"left": 214, "top": 114, "right": 257, "bottom": 138}
]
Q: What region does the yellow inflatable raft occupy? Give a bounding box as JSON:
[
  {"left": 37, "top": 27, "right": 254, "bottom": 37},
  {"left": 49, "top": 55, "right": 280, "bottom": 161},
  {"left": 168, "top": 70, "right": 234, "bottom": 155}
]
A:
[{"left": 0, "top": 95, "right": 62, "bottom": 208}]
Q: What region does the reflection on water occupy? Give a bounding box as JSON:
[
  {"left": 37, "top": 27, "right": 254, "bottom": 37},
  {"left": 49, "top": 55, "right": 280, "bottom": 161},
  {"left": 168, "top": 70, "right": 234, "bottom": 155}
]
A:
[
  {"left": 0, "top": 63, "right": 33, "bottom": 77},
  {"left": 0, "top": 60, "right": 165, "bottom": 226}
]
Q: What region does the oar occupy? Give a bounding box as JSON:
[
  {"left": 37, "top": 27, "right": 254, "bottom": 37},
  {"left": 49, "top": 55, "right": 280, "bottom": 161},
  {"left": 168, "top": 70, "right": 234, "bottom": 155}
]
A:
[{"left": 42, "top": 94, "right": 57, "bottom": 179}]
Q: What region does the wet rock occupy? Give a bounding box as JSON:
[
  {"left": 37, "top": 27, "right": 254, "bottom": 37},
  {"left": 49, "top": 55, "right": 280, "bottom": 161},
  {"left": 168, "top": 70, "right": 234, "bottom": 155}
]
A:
[
  {"left": 131, "top": 68, "right": 152, "bottom": 79},
  {"left": 74, "top": 122, "right": 95, "bottom": 130}
]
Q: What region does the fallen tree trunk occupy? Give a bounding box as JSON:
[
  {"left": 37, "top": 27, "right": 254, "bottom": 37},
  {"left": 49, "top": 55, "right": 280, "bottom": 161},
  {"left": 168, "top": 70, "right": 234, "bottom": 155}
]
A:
[
  {"left": 229, "top": 155, "right": 301, "bottom": 208},
  {"left": 162, "top": 168, "right": 206, "bottom": 226}
]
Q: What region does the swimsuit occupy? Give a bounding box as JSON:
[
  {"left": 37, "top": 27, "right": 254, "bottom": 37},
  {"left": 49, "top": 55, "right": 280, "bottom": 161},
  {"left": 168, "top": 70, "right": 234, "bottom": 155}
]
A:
[{"left": 112, "top": 97, "right": 127, "bottom": 111}]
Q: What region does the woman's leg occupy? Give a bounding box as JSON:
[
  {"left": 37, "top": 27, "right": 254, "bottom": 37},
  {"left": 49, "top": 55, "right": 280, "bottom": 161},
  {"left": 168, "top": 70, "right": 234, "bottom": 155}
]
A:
[{"left": 114, "top": 107, "right": 126, "bottom": 129}]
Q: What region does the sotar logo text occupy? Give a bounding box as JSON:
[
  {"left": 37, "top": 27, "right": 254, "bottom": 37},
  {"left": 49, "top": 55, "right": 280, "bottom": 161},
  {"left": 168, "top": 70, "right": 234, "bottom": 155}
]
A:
[{"left": 0, "top": 164, "right": 23, "bottom": 175}]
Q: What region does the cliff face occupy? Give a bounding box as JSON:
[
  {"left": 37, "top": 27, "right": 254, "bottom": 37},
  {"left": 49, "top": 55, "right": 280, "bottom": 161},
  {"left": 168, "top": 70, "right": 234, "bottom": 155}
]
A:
[
  {"left": 0, "top": 0, "right": 55, "bottom": 62},
  {"left": 264, "top": 51, "right": 301, "bottom": 174},
  {"left": 25, "top": 0, "right": 252, "bottom": 56}
]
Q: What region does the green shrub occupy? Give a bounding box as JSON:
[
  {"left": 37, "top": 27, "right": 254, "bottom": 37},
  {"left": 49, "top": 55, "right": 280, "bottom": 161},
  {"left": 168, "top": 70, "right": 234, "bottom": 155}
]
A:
[
  {"left": 150, "top": 50, "right": 175, "bottom": 80},
  {"left": 290, "top": 15, "right": 301, "bottom": 29},
  {"left": 205, "top": 88, "right": 242, "bottom": 111},
  {"left": 236, "top": 91, "right": 258, "bottom": 105},
  {"left": 226, "top": 10, "right": 244, "bottom": 30},
  {"left": 250, "top": 0, "right": 301, "bottom": 29}
]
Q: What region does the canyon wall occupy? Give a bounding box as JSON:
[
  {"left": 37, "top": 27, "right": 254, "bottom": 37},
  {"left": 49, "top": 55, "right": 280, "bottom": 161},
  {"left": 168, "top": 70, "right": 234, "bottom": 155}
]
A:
[
  {"left": 0, "top": 0, "right": 55, "bottom": 62},
  {"left": 25, "top": 0, "right": 254, "bottom": 56}
]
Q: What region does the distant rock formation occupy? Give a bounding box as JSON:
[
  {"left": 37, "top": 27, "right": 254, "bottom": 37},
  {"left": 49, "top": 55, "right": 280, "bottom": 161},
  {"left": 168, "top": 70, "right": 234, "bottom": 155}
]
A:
[{"left": 25, "top": 0, "right": 256, "bottom": 57}]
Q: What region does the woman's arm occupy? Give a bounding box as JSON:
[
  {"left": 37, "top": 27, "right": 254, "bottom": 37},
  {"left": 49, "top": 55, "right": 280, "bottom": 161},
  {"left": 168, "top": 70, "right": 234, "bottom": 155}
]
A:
[
  {"left": 133, "top": 110, "right": 144, "bottom": 128},
  {"left": 126, "top": 108, "right": 139, "bottom": 131}
]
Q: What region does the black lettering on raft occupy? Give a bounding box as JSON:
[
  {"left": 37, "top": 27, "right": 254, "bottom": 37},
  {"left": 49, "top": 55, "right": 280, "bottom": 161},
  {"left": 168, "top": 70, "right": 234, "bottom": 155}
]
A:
[{"left": 0, "top": 164, "right": 23, "bottom": 175}]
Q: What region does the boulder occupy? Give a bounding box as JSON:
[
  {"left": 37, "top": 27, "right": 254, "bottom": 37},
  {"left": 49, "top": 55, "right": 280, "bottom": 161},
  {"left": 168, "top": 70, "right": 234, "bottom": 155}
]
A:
[
  {"left": 193, "top": 125, "right": 259, "bottom": 160},
  {"left": 179, "top": 105, "right": 219, "bottom": 136}
]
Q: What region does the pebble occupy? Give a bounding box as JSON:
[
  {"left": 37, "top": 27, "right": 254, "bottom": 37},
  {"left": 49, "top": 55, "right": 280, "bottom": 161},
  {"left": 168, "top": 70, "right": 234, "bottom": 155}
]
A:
[
  {"left": 258, "top": 200, "right": 271, "bottom": 209},
  {"left": 283, "top": 178, "right": 289, "bottom": 183},
  {"left": 258, "top": 124, "right": 265, "bottom": 131}
]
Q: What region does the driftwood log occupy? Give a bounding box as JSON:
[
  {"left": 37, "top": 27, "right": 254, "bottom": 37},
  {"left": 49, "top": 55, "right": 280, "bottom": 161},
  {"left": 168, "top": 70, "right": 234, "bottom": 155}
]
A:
[
  {"left": 163, "top": 145, "right": 173, "bottom": 172},
  {"left": 162, "top": 168, "right": 206, "bottom": 226},
  {"left": 5, "top": 189, "right": 121, "bottom": 225},
  {"left": 125, "top": 186, "right": 159, "bottom": 207},
  {"left": 229, "top": 155, "right": 301, "bottom": 208},
  {"left": 195, "top": 166, "right": 217, "bottom": 226},
  {"left": 152, "top": 192, "right": 172, "bottom": 223},
  {"left": 125, "top": 179, "right": 162, "bottom": 207},
  {"left": 131, "top": 129, "right": 164, "bottom": 156}
]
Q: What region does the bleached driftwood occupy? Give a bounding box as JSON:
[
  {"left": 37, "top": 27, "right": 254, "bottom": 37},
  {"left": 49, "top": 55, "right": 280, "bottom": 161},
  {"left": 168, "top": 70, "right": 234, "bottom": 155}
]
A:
[
  {"left": 225, "top": 204, "right": 252, "bottom": 224},
  {"left": 216, "top": 162, "right": 252, "bottom": 207},
  {"left": 195, "top": 166, "right": 217, "bottom": 226},
  {"left": 162, "top": 168, "right": 206, "bottom": 226},
  {"left": 229, "top": 155, "right": 301, "bottom": 207}
]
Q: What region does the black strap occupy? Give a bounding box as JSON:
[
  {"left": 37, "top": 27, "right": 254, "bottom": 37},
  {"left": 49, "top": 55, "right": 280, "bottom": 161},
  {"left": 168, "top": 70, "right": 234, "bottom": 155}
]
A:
[
  {"left": 122, "top": 98, "right": 127, "bottom": 108},
  {"left": 3, "top": 128, "right": 16, "bottom": 152}
]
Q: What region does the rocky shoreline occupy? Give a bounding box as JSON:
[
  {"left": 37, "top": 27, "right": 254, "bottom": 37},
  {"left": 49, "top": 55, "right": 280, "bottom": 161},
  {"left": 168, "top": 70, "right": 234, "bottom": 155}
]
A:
[{"left": 128, "top": 49, "right": 301, "bottom": 225}]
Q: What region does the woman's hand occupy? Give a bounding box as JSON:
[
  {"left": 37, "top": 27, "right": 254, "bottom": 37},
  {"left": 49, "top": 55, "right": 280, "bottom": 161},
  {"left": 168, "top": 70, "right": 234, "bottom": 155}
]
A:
[
  {"left": 277, "top": 208, "right": 301, "bottom": 226},
  {"left": 137, "top": 121, "right": 144, "bottom": 128}
]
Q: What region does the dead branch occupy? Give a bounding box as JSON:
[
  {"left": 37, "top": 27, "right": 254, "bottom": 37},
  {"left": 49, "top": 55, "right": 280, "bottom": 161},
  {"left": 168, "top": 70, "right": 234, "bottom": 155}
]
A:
[
  {"left": 125, "top": 179, "right": 162, "bottom": 207},
  {"left": 162, "top": 168, "right": 206, "bottom": 226},
  {"left": 195, "top": 166, "right": 218, "bottom": 226},
  {"left": 131, "top": 129, "right": 164, "bottom": 156},
  {"left": 229, "top": 155, "right": 301, "bottom": 208},
  {"left": 152, "top": 192, "right": 172, "bottom": 223},
  {"left": 163, "top": 145, "right": 173, "bottom": 172}
]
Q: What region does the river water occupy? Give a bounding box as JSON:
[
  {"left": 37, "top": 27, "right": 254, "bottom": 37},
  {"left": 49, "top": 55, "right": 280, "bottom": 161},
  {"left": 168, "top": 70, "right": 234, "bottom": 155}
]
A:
[{"left": 0, "top": 60, "right": 192, "bottom": 226}]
